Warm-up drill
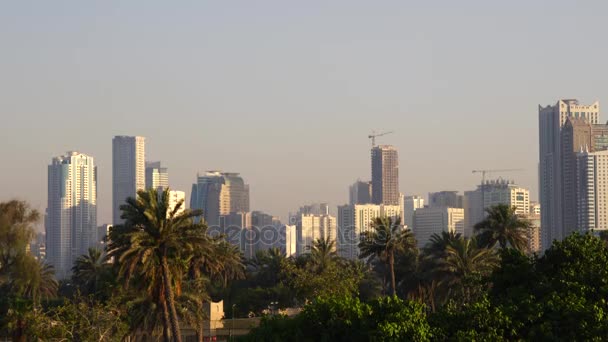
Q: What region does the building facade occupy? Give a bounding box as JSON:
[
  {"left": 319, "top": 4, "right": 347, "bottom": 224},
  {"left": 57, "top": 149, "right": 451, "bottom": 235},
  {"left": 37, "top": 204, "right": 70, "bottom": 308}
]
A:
[
  {"left": 428, "top": 191, "right": 463, "bottom": 208},
  {"left": 349, "top": 180, "right": 372, "bottom": 205},
  {"left": 47, "top": 152, "right": 97, "bottom": 279},
  {"left": 413, "top": 207, "right": 465, "bottom": 248},
  {"left": 296, "top": 214, "right": 337, "bottom": 256},
  {"left": 145, "top": 161, "right": 169, "bottom": 191},
  {"left": 464, "top": 179, "right": 530, "bottom": 237},
  {"left": 337, "top": 204, "right": 402, "bottom": 260},
  {"left": 576, "top": 149, "right": 608, "bottom": 232},
  {"left": 190, "top": 171, "right": 250, "bottom": 227},
  {"left": 371, "top": 145, "right": 399, "bottom": 205},
  {"left": 539, "top": 99, "right": 599, "bottom": 248},
  {"left": 112, "top": 136, "right": 145, "bottom": 224},
  {"left": 403, "top": 195, "right": 424, "bottom": 230}
]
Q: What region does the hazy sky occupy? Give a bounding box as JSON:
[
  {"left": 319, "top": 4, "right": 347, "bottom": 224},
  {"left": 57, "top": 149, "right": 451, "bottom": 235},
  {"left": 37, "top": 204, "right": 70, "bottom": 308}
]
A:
[{"left": 2, "top": 1, "right": 608, "bottom": 226}]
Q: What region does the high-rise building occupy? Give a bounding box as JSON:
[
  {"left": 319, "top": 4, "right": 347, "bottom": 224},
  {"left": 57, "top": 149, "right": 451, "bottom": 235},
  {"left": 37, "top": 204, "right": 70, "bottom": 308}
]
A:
[
  {"left": 371, "top": 145, "right": 399, "bottom": 205},
  {"left": 296, "top": 214, "right": 337, "bottom": 256},
  {"left": 539, "top": 99, "right": 599, "bottom": 248},
  {"left": 464, "top": 179, "right": 530, "bottom": 237},
  {"left": 112, "top": 136, "right": 145, "bottom": 224},
  {"left": 252, "top": 211, "right": 282, "bottom": 252},
  {"left": 220, "top": 212, "right": 253, "bottom": 258},
  {"left": 337, "top": 204, "right": 401, "bottom": 260},
  {"left": 413, "top": 207, "right": 464, "bottom": 248},
  {"left": 190, "top": 171, "right": 250, "bottom": 227},
  {"left": 576, "top": 149, "right": 608, "bottom": 232},
  {"left": 349, "top": 180, "right": 372, "bottom": 205},
  {"left": 530, "top": 202, "right": 541, "bottom": 216},
  {"left": 428, "top": 191, "right": 463, "bottom": 208},
  {"left": 282, "top": 225, "right": 297, "bottom": 257},
  {"left": 403, "top": 195, "right": 425, "bottom": 230},
  {"left": 145, "top": 161, "right": 169, "bottom": 191},
  {"left": 47, "top": 151, "right": 97, "bottom": 279},
  {"left": 526, "top": 214, "right": 541, "bottom": 253}
]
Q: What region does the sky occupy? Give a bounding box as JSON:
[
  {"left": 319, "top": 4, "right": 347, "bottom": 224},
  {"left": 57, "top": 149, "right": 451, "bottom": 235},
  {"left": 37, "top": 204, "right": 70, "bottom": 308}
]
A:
[{"left": 2, "top": 1, "right": 608, "bottom": 227}]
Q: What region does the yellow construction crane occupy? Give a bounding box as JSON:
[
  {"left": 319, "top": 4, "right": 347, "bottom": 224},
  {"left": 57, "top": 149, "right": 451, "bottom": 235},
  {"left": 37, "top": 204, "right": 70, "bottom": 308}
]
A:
[{"left": 368, "top": 130, "right": 394, "bottom": 147}]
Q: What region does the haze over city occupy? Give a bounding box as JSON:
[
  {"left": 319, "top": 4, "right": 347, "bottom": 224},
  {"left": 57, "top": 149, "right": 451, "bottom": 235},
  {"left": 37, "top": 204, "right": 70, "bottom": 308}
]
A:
[{"left": 2, "top": 1, "right": 608, "bottom": 225}]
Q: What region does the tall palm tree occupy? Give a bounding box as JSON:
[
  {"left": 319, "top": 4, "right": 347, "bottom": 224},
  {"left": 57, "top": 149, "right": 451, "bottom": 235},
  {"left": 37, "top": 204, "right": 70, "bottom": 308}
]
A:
[
  {"left": 72, "top": 248, "right": 110, "bottom": 297},
  {"left": 474, "top": 204, "right": 531, "bottom": 250},
  {"left": 359, "top": 216, "right": 416, "bottom": 296},
  {"left": 309, "top": 237, "right": 337, "bottom": 273},
  {"left": 109, "top": 188, "right": 208, "bottom": 342}
]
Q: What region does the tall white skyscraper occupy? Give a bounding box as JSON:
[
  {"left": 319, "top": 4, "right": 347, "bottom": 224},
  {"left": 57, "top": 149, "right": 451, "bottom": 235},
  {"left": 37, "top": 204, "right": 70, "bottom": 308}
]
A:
[
  {"left": 47, "top": 152, "right": 97, "bottom": 279},
  {"left": 146, "top": 161, "right": 169, "bottom": 191},
  {"left": 112, "top": 136, "right": 145, "bottom": 224},
  {"left": 576, "top": 149, "right": 608, "bottom": 232},
  {"left": 337, "top": 204, "right": 401, "bottom": 260},
  {"left": 539, "top": 99, "right": 599, "bottom": 249}
]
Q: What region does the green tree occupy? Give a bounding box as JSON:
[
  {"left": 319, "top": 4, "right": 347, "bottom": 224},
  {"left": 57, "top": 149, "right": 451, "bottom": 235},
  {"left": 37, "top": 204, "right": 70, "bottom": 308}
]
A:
[
  {"left": 359, "top": 216, "right": 416, "bottom": 296},
  {"left": 308, "top": 237, "right": 338, "bottom": 273},
  {"left": 474, "top": 204, "right": 531, "bottom": 250},
  {"left": 243, "top": 296, "right": 431, "bottom": 342},
  {"left": 72, "top": 248, "right": 113, "bottom": 299},
  {"left": 440, "top": 237, "right": 498, "bottom": 304},
  {"left": 109, "top": 188, "right": 208, "bottom": 342}
]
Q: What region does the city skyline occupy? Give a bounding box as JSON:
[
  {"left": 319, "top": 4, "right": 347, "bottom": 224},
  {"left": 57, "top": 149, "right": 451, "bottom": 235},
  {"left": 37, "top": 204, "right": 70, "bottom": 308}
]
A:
[{"left": 5, "top": 1, "right": 607, "bottom": 226}]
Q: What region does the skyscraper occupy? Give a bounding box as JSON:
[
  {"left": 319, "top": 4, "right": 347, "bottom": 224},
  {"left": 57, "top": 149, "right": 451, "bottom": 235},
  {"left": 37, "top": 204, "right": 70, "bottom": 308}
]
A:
[
  {"left": 145, "top": 161, "right": 169, "bottom": 191},
  {"left": 403, "top": 195, "right": 425, "bottom": 230},
  {"left": 576, "top": 149, "right": 608, "bottom": 232},
  {"left": 112, "top": 136, "right": 145, "bottom": 224},
  {"left": 413, "top": 207, "right": 464, "bottom": 248},
  {"left": 371, "top": 145, "right": 399, "bottom": 205},
  {"left": 337, "top": 203, "right": 401, "bottom": 260},
  {"left": 349, "top": 180, "right": 372, "bottom": 205},
  {"left": 47, "top": 152, "right": 97, "bottom": 279},
  {"left": 463, "top": 179, "right": 529, "bottom": 237},
  {"left": 190, "top": 171, "right": 250, "bottom": 226},
  {"left": 296, "top": 213, "right": 337, "bottom": 256},
  {"left": 539, "top": 99, "right": 599, "bottom": 248},
  {"left": 428, "top": 191, "right": 463, "bottom": 208}
]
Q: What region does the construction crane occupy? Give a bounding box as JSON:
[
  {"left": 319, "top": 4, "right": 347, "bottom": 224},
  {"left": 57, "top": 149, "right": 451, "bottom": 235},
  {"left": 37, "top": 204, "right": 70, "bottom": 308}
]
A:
[
  {"left": 472, "top": 169, "right": 524, "bottom": 186},
  {"left": 368, "top": 130, "right": 394, "bottom": 147},
  {"left": 472, "top": 168, "right": 524, "bottom": 213}
]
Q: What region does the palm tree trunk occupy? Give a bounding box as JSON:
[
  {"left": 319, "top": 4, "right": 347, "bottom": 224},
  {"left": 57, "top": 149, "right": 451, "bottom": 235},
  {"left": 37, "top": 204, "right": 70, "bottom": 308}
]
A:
[
  {"left": 389, "top": 252, "right": 397, "bottom": 297},
  {"left": 160, "top": 292, "right": 171, "bottom": 342},
  {"left": 161, "top": 256, "right": 182, "bottom": 342}
]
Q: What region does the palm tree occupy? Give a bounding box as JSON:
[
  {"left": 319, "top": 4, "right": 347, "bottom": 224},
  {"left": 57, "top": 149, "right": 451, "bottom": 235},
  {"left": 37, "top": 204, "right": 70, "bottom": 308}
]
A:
[
  {"left": 72, "top": 248, "right": 110, "bottom": 297},
  {"left": 12, "top": 258, "right": 58, "bottom": 307},
  {"left": 359, "top": 216, "right": 416, "bottom": 296},
  {"left": 309, "top": 237, "right": 337, "bottom": 273},
  {"left": 474, "top": 204, "right": 531, "bottom": 250},
  {"left": 109, "top": 188, "right": 209, "bottom": 342},
  {"left": 424, "top": 231, "right": 462, "bottom": 260},
  {"left": 441, "top": 237, "right": 498, "bottom": 302},
  {"left": 249, "top": 247, "right": 285, "bottom": 287}
]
